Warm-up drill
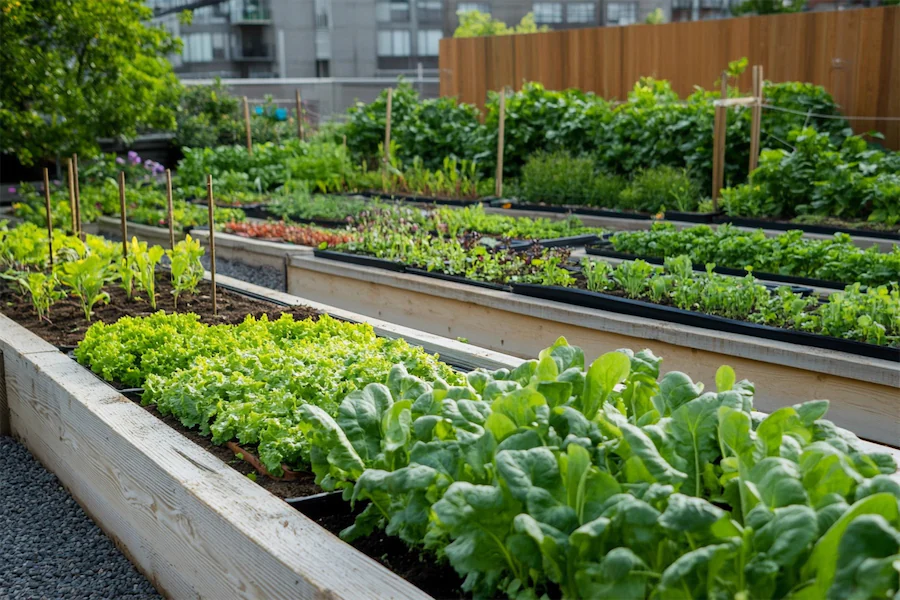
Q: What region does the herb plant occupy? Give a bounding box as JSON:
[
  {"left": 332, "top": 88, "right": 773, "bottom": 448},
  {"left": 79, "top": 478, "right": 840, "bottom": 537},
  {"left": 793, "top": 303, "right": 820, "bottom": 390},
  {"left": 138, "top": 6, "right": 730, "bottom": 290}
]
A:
[
  {"left": 167, "top": 235, "right": 206, "bottom": 308},
  {"left": 128, "top": 238, "right": 165, "bottom": 309}
]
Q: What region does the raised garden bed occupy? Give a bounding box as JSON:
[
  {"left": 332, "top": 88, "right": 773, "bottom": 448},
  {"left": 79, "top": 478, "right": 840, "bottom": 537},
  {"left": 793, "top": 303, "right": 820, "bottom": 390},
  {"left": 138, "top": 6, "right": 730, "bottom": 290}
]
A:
[
  {"left": 0, "top": 272, "right": 521, "bottom": 599},
  {"left": 285, "top": 253, "right": 900, "bottom": 446}
]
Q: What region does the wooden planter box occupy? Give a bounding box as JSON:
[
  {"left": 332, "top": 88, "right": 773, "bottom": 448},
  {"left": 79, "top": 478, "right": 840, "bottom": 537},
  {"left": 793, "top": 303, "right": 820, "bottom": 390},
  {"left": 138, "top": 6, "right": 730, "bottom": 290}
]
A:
[
  {"left": 95, "top": 216, "right": 184, "bottom": 247},
  {"left": 190, "top": 229, "right": 313, "bottom": 272},
  {"left": 285, "top": 254, "right": 899, "bottom": 447},
  {"left": 0, "top": 273, "right": 521, "bottom": 600}
]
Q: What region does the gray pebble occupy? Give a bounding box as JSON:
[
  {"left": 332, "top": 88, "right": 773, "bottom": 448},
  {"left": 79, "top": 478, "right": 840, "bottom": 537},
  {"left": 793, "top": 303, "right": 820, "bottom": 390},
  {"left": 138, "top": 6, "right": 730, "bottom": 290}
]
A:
[
  {"left": 0, "top": 436, "right": 161, "bottom": 599},
  {"left": 200, "top": 255, "right": 285, "bottom": 291}
]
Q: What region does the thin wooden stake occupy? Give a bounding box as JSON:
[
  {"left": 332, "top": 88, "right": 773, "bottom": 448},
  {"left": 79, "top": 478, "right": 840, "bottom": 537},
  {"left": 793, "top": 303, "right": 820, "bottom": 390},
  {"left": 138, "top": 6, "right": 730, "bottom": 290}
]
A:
[
  {"left": 165, "top": 169, "right": 175, "bottom": 249},
  {"left": 72, "top": 154, "right": 83, "bottom": 239},
  {"left": 243, "top": 96, "right": 253, "bottom": 155},
  {"left": 711, "top": 71, "right": 728, "bottom": 211},
  {"left": 42, "top": 168, "right": 53, "bottom": 270},
  {"left": 118, "top": 171, "right": 128, "bottom": 259},
  {"left": 342, "top": 134, "right": 347, "bottom": 148},
  {"left": 495, "top": 90, "right": 506, "bottom": 198},
  {"left": 66, "top": 160, "right": 77, "bottom": 235},
  {"left": 383, "top": 88, "right": 393, "bottom": 165},
  {"left": 748, "top": 65, "right": 763, "bottom": 175},
  {"left": 295, "top": 89, "right": 304, "bottom": 141},
  {"left": 206, "top": 174, "right": 217, "bottom": 316}
]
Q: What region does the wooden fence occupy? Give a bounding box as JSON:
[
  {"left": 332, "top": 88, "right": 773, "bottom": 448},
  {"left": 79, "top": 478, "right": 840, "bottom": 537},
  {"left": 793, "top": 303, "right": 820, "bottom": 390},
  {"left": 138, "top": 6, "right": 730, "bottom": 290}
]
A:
[{"left": 439, "top": 6, "right": 899, "bottom": 148}]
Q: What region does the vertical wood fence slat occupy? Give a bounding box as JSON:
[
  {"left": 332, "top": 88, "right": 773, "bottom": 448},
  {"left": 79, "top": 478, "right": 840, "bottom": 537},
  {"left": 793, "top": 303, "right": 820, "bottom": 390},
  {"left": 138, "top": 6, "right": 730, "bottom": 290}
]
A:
[
  {"left": 42, "top": 169, "right": 53, "bottom": 270},
  {"left": 438, "top": 7, "right": 899, "bottom": 149}
]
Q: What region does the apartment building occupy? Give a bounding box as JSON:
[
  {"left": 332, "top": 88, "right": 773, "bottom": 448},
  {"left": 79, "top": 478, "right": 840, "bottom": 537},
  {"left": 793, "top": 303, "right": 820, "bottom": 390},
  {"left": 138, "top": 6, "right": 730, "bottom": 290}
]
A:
[{"left": 150, "top": 0, "right": 675, "bottom": 80}]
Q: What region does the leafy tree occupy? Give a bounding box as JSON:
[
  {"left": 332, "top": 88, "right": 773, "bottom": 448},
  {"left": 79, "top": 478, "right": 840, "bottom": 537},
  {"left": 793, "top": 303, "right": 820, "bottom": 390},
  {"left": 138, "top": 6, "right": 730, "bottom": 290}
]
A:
[
  {"left": 453, "top": 9, "right": 549, "bottom": 38},
  {"left": 0, "top": 0, "right": 182, "bottom": 165},
  {"left": 731, "top": 0, "right": 805, "bottom": 15},
  {"left": 645, "top": 8, "right": 666, "bottom": 23}
]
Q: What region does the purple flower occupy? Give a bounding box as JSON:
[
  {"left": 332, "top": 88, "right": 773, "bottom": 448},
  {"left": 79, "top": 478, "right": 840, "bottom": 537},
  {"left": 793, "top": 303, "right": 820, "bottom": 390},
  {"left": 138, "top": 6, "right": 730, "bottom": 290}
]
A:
[
  {"left": 7, "top": 186, "right": 16, "bottom": 194},
  {"left": 127, "top": 150, "right": 141, "bottom": 165},
  {"left": 116, "top": 157, "right": 125, "bottom": 164},
  {"left": 52, "top": 179, "right": 61, "bottom": 186}
]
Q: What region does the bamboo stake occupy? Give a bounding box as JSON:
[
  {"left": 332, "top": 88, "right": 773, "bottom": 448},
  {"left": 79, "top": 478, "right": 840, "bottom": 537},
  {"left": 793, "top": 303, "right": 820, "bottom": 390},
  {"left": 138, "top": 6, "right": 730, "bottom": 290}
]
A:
[
  {"left": 66, "top": 160, "right": 77, "bottom": 235},
  {"left": 118, "top": 171, "right": 128, "bottom": 259},
  {"left": 711, "top": 71, "right": 728, "bottom": 210},
  {"left": 42, "top": 168, "right": 53, "bottom": 270},
  {"left": 342, "top": 134, "right": 347, "bottom": 148},
  {"left": 495, "top": 90, "right": 506, "bottom": 198},
  {"left": 206, "top": 174, "right": 217, "bottom": 316},
  {"left": 748, "top": 65, "right": 763, "bottom": 174},
  {"left": 165, "top": 169, "right": 175, "bottom": 249},
  {"left": 72, "top": 154, "right": 83, "bottom": 239},
  {"left": 243, "top": 96, "right": 253, "bottom": 155},
  {"left": 384, "top": 88, "right": 393, "bottom": 165},
  {"left": 295, "top": 89, "right": 304, "bottom": 141}
]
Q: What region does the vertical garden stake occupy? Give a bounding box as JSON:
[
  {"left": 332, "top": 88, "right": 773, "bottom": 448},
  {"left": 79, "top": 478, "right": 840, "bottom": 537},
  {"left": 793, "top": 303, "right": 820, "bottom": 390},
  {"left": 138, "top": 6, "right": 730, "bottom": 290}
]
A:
[
  {"left": 295, "top": 89, "right": 304, "bottom": 141},
  {"left": 207, "top": 174, "right": 217, "bottom": 316},
  {"left": 73, "top": 154, "right": 83, "bottom": 239},
  {"left": 383, "top": 88, "right": 393, "bottom": 191},
  {"left": 243, "top": 96, "right": 253, "bottom": 155},
  {"left": 748, "top": 65, "right": 763, "bottom": 174},
  {"left": 495, "top": 90, "right": 507, "bottom": 199},
  {"left": 42, "top": 168, "right": 53, "bottom": 269},
  {"left": 165, "top": 169, "right": 175, "bottom": 249},
  {"left": 118, "top": 171, "right": 128, "bottom": 259},
  {"left": 66, "top": 159, "right": 77, "bottom": 235},
  {"left": 711, "top": 71, "right": 728, "bottom": 211}
]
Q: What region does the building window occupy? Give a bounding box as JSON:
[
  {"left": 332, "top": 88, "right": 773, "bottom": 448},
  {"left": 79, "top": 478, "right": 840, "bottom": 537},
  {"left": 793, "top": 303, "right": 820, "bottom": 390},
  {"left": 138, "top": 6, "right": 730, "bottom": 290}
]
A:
[
  {"left": 377, "top": 29, "right": 411, "bottom": 56},
  {"left": 457, "top": 2, "right": 489, "bottom": 14},
  {"left": 315, "top": 0, "right": 331, "bottom": 28},
  {"left": 183, "top": 33, "right": 213, "bottom": 63},
  {"left": 315, "top": 30, "right": 331, "bottom": 59},
  {"left": 376, "top": 0, "right": 410, "bottom": 22},
  {"left": 316, "top": 59, "right": 330, "bottom": 77},
  {"left": 212, "top": 33, "right": 227, "bottom": 59},
  {"left": 417, "top": 29, "right": 441, "bottom": 56},
  {"left": 532, "top": 2, "right": 563, "bottom": 23},
  {"left": 606, "top": 2, "right": 637, "bottom": 24},
  {"left": 417, "top": 0, "right": 442, "bottom": 22},
  {"left": 567, "top": 2, "right": 595, "bottom": 22}
]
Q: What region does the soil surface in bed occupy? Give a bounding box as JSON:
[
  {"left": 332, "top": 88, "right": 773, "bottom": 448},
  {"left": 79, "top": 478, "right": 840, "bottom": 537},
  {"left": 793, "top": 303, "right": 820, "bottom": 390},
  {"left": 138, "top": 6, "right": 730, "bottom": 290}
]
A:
[
  {"left": 0, "top": 276, "right": 319, "bottom": 347},
  {"left": 1, "top": 275, "right": 474, "bottom": 598}
]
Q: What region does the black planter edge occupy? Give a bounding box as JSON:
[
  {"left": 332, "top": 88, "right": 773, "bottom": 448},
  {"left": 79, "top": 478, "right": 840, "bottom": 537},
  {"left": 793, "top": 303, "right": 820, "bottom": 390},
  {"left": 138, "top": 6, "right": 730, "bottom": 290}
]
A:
[
  {"left": 511, "top": 283, "right": 900, "bottom": 363},
  {"left": 721, "top": 217, "right": 900, "bottom": 242},
  {"left": 406, "top": 267, "right": 511, "bottom": 292},
  {"left": 312, "top": 249, "right": 407, "bottom": 272}
]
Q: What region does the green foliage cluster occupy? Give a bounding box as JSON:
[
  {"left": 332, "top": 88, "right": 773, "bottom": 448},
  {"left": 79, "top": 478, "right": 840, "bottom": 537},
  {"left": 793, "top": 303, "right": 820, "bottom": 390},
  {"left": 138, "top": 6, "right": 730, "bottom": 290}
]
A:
[
  {"left": 421, "top": 205, "right": 603, "bottom": 240},
  {"left": 74, "top": 312, "right": 462, "bottom": 474},
  {"left": 301, "top": 336, "right": 900, "bottom": 599},
  {"left": 453, "top": 9, "right": 548, "bottom": 37},
  {"left": 175, "top": 81, "right": 296, "bottom": 149},
  {"left": 0, "top": 223, "right": 204, "bottom": 321},
  {"left": 177, "top": 140, "right": 352, "bottom": 194},
  {"left": 722, "top": 128, "right": 900, "bottom": 225},
  {"left": 578, "top": 255, "right": 899, "bottom": 347},
  {"left": 610, "top": 223, "right": 900, "bottom": 287},
  {"left": 0, "top": 0, "right": 182, "bottom": 165},
  {"left": 349, "top": 153, "right": 495, "bottom": 199},
  {"left": 343, "top": 82, "right": 485, "bottom": 170},
  {"left": 335, "top": 223, "right": 575, "bottom": 286}
]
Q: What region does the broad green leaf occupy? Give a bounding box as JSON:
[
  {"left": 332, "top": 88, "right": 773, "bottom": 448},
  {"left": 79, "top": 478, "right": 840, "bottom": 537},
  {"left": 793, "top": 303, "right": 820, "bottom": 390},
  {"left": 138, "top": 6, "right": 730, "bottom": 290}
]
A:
[
  {"left": 828, "top": 515, "right": 900, "bottom": 600},
  {"left": 582, "top": 351, "right": 631, "bottom": 420},
  {"left": 669, "top": 394, "right": 721, "bottom": 497},
  {"left": 715, "top": 365, "right": 735, "bottom": 392},
  {"left": 618, "top": 423, "right": 687, "bottom": 486},
  {"left": 659, "top": 493, "right": 726, "bottom": 532}
]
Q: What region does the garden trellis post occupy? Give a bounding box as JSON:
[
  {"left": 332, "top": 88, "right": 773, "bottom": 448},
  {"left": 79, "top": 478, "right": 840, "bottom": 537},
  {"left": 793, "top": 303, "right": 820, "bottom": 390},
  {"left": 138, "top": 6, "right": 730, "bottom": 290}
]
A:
[
  {"left": 118, "top": 172, "right": 128, "bottom": 260},
  {"left": 495, "top": 90, "right": 506, "bottom": 199},
  {"left": 66, "top": 160, "right": 77, "bottom": 235},
  {"left": 711, "top": 71, "right": 728, "bottom": 210},
  {"left": 749, "top": 65, "right": 764, "bottom": 174},
  {"left": 207, "top": 174, "right": 217, "bottom": 316},
  {"left": 73, "top": 154, "right": 83, "bottom": 240},
  {"left": 42, "top": 168, "right": 53, "bottom": 270},
  {"left": 243, "top": 96, "right": 253, "bottom": 155},
  {"left": 165, "top": 169, "right": 175, "bottom": 249},
  {"left": 384, "top": 88, "right": 393, "bottom": 165},
  {"left": 296, "top": 89, "right": 304, "bottom": 141}
]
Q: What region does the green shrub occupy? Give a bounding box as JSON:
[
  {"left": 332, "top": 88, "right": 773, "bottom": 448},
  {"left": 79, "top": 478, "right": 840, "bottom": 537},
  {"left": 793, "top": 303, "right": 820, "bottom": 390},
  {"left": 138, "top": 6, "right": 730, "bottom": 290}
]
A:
[
  {"left": 517, "top": 151, "right": 624, "bottom": 206},
  {"left": 619, "top": 166, "right": 702, "bottom": 213}
]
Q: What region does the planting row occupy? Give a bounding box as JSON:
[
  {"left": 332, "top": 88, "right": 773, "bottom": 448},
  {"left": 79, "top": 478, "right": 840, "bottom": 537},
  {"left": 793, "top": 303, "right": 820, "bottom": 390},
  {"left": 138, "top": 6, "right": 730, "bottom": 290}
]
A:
[
  {"left": 325, "top": 224, "right": 899, "bottom": 354},
  {"left": 68, "top": 311, "right": 900, "bottom": 600},
  {"left": 0, "top": 222, "right": 205, "bottom": 321}
]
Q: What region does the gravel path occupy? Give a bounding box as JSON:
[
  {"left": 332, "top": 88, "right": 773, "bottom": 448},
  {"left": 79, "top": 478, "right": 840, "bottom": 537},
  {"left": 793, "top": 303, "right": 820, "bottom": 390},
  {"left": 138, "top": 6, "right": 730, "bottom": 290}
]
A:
[
  {"left": 201, "top": 254, "right": 285, "bottom": 291},
  {"left": 0, "top": 436, "right": 161, "bottom": 600}
]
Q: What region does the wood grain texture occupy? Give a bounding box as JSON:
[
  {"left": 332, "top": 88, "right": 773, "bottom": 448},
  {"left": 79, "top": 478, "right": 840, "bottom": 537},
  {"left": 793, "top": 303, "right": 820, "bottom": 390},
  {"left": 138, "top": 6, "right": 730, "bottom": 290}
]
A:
[
  {"left": 440, "top": 6, "right": 900, "bottom": 149},
  {"left": 286, "top": 256, "right": 899, "bottom": 446},
  {"left": 0, "top": 314, "right": 433, "bottom": 600}
]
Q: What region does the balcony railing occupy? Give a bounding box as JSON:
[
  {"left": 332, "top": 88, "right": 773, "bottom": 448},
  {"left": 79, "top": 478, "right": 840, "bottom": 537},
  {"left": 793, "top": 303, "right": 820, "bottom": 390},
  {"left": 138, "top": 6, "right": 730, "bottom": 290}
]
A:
[
  {"left": 232, "top": 44, "right": 274, "bottom": 61},
  {"left": 232, "top": 0, "right": 271, "bottom": 23}
]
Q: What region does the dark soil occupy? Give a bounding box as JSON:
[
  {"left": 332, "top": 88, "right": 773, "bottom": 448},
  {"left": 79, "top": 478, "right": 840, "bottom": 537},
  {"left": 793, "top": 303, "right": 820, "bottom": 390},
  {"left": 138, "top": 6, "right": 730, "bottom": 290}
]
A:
[
  {"left": 309, "top": 510, "right": 467, "bottom": 599},
  {"left": 0, "top": 276, "right": 319, "bottom": 347}
]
